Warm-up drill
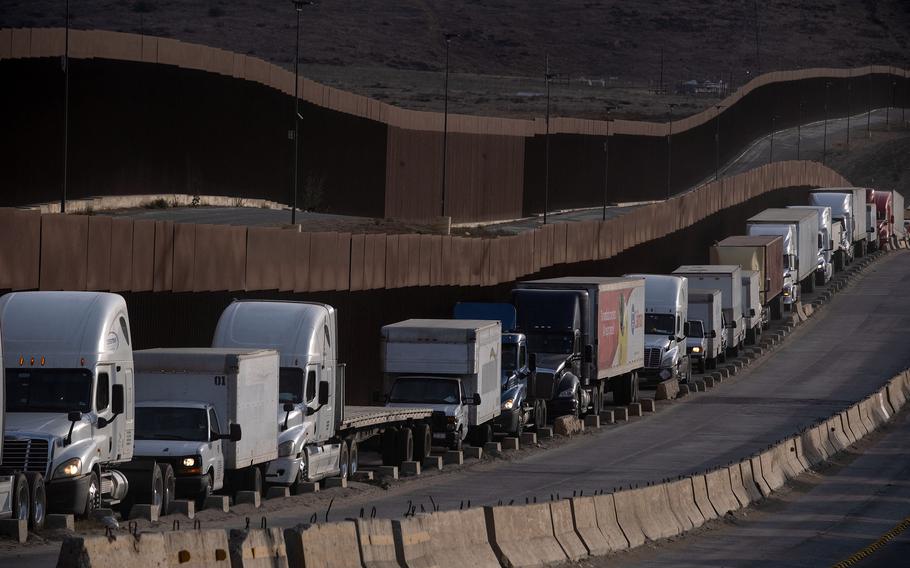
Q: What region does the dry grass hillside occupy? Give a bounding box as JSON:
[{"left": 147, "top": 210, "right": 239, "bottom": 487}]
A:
[{"left": 3, "top": 1, "right": 909, "bottom": 119}]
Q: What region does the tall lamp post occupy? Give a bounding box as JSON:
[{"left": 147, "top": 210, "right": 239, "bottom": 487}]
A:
[
  {"left": 440, "top": 33, "right": 458, "bottom": 217},
  {"left": 601, "top": 106, "right": 615, "bottom": 220},
  {"left": 796, "top": 98, "right": 803, "bottom": 160},
  {"left": 866, "top": 74, "right": 872, "bottom": 139},
  {"left": 822, "top": 81, "right": 831, "bottom": 164},
  {"left": 290, "top": 0, "right": 308, "bottom": 225},
  {"left": 666, "top": 103, "right": 676, "bottom": 199},
  {"left": 846, "top": 81, "right": 852, "bottom": 150},
  {"left": 543, "top": 55, "right": 556, "bottom": 224},
  {"left": 714, "top": 104, "right": 724, "bottom": 181},
  {"left": 886, "top": 78, "right": 896, "bottom": 131},
  {"left": 62, "top": 0, "right": 70, "bottom": 214},
  {"left": 768, "top": 114, "right": 777, "bottom": 164}
]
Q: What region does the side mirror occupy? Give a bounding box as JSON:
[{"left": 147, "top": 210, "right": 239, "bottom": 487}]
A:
[
  {"left": 683, "top": 322, "right": 690, "bottom": 337},
  {"left": 228, "top": 423, "right": 242, "bottom": 442},
  {"left": 65, "top": 411, "right": 82, "bottom": 446},
  {"left": 283, "top": 402, "right": 295, "bottom": 413},
  {"left": 68, "top": 411, "right": 83, "bottom": 423},
  {"left": 749, "top": 309, "right": 756, "bottom": 317},
  {"left": 111, "top": 384, "right": 125, "bottom": 415},
  {"left": 583, "top": 344, "right": 594, "bottom": 363},
  {"left": 710, "top": 330, "right": 717, "bottom": 338},
  {"left": 472, "top": 393, "right": 482, "bottom": 406},
  {"left": 318, "top": 381, "right": 330, "bottom": 406},
  {"left": 528, "top": 353, "right": 537, "bottom": 373}
]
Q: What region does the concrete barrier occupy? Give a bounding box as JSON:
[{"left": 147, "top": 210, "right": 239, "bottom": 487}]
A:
[
  {"left": 550, "top": 499, "right": 587, "bottom": 561},
  {"left": 285, "top": 521, "right": 362, "bottom": 568},
  {"left": 872, "top": 391, "right": 892, "bottom": 424},
  {"left": 611, "top": 489, "right": 646, "bottom": 548},
  {"left": 749, "top": 456, "right": 772, "bottom": 497},
  {"left": 792, "top": 434, "right": 812, "bottom": 470},
  {"left": 813, "top": 423, "right": 837, "bottom": 459},
  {"left": 57, "top": 533, "right": 168, "bottom": 567},
  {"left": 826, "top": 415, "right": 851, "bottom": 451},
  {"left": 228, "top": 528, "right": 289, "bottom": 568},
  {"left": 856, "top": 399, "right": 876, "bottom": 435},
  {"left": 592, "top": 493, "right": 631, "bottom": 551},
  {"left": 621, "top": 485, "right": 682, "bottom": 541},
  {"left": 355, "top": 518, "right": 401, "bottom": 568},
  {"left": 569, "top": 497, "right": 610, "bottom": 556},
  {"left": 886, "top": 377, "right": 907, "bottom": 412},
  {"left": 846, "top": 404, "right": 868, "bottom": 439},
  {"left": 690, "top": 474, "right": 718, "bottom": 521},
  {"left": 727, "top": 464, "right": 751, "bottom": 507},
  {"left": 704, "top": 469, "right": 740, "bottom": 516},
  {"left": 838, "top": 410, "right": 859, "bottom": 444},
  {"left": 665, "top": 478, "right": 704, "bottom": 530},
  {"left": 759, "top": 448, "right": 786, "bottom": 491},
  {"left": 164, "top": 529, "right": 232, "bottom": 568},
  {"left": 878, "top": 386, "right": 896, "bottom": 415},
  {"left": 739, "top": 460, "right": 764, "bottom": 503},
  {"left": 393, "top": 508, "right": 500, "bottom": 568},
  {"left": 484, "top": 503, "right": 567, "bottom": 567}
]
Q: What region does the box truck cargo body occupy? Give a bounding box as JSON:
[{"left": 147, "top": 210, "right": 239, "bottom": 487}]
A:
[
  {"left": 747, "top": 208, "right": 819, "bottom": 295},
  {"left": 134, "top": 348, "right": 279, "bottom": 470},
  {"left": 513, "top": 277, "right": 646, "bottom": 409},
  {"left": 810, "top": 188, "right": 868, "bottom": 257},
  {"left": 686, "top": 289, "right": 724, "bottom": 371},
  {"left": 787, "top": 205, "right": 834, "bottom": 284},
  {"left": 709, "top": 235, "right": 784, "bottom": 313},
  {"left": 672, "top": 266, "right": 744, "bottom": 353},
  {"left": 893, "top": 191, "right": 906, "bottom": 242},
  {"left": 741, "top": 270, "right": 762, "bottom": 343}
]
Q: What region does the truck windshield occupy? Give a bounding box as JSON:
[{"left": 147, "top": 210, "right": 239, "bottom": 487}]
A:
[
  {"left": 645, "top": 314, "right": 675, "bottom": 335},
  {"left": 526, "top": 332, "right": 574, "bottom": 355},
  {"left": 389, "top": 377, "right": 460, "bottom": 404},
  {"left": 502, "top": 344, "right": 517, "bottom": 372},
  {"left": 135, "top": 407, "right": 209, "bottom": 441},
  {"left": 279, "top": 367, "right": 304, "bottom": 404},
  {"left": 688, "top": 320, "right": 705, "bottom": 338},
  {"left": 5, "top": 369, "right": 93, "bottom": 413}
]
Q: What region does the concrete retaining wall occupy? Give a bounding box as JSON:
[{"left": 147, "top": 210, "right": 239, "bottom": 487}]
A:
[
  {"left": 749, "top": 456, "right": 772, "bottom": 498},
  {"left": 485, "top": 503, "right": 567, "bottom": 567},
  {"left": 739, "top": 460, "right": 764, "bottom": 503},
  {"left": 228, "top": 528, "right": 288, "bottom": 568},
  {"left": 355, "top": 518, "right": 401, "bottom": 568},
  {"left": 727, "top": 464, "right": 751, "bottom": 508},
  {"left": 705, "top": 469, "right": 740, "bottom": 516},
  {"left": 57, "top": 533, "right": 168, "bottom": 568},
  {"left": 549, "top": 500, "right": 587, "bottom": 561},
  {"left": 591, "top": 493, "right": 631, "bottom": 552},
  {"left": 665, "top": 478, "right": 704, "bottom": 530},
  {"left": 394, "top": 508, "right": 501, "bottom": 568},
  {"left": 690, "top": 474, "right": 718, "bottom": 521},
  {"left": 164, "top": 529, "right": 231, "bottom": 568},
  {"left": 285, "top": 522, "right": 362, "bottom": 568},
  {"left": 570, "top": 497, "right": 612, "bottom": 556}
]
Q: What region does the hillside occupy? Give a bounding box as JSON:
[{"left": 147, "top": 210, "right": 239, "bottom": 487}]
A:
[{"left": 3, "top": 1, "right": 909, "bottom": 119}]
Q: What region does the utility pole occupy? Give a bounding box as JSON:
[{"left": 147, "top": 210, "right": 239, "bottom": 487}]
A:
[
  {"left": 290, "top": 1, "right": 305, "bottom": 225},
  {"left": 886, "top": 78, "right": 896, "bottom": 131},
  {"left": 666, "top": 103, "right": 675, "bottom": 199},
  {"left": 823, "top": 81, "right": 830, "bottom": 164},
  {"left": 602, "top": 107, "right": 614, "bottom": 220},
  {"left": 544, "top": 54, "right": 553, "bottom": 224},
  {"left": 62, "top": 0, "right": 70, "bottom": 214},
  {"left": 867, "top": 74, "right": 872, "bottom": 139},
  {"left": 658, "top": 46, "right": 664, "bottom": 95},
  {"left": 796, "top": 99, "right": 802, "bottom": 160},
  {"left": 846, "top": 81, "right": 852, "bottom": 150},
  {"left": 768, "top": 115, "right": 776, "bottom": 164},
  {"left": 753, "top": 0, "right": 761, "bottom": 74},
  {"left": 714, "top": 105, "right": 723, "bottom": 181},
  {"left": 441, "top": 33, "right": 457, "bottom": 218}
]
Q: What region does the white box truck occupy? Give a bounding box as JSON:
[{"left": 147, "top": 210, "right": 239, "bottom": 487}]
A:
[
  {"left": 672, "top": 266, "right": 745, "bottom": 355},
  {"left": 686, "top": 289, "right": 725, "bottom": 373},
  {"left": 623, "top": 274, "right": 690, "bottom": 384},
  {"left": 382, "top": 320, "right": 501, "bottom": 449},
  {"left": 213, "top": 301, "right": 435, "bottom": 490},
  {"left": 741, "top": 270, "right": 762, "bottom": 344},
  {"left": 788, "top": 205, "right": 834, "bottom": 284},
  {"left": 133, "top": 348, "right": 278, "bottom": 498},
  {"left": 747, "top": 208, "right": 820, "bottom": 294},
  {"left": 810, "top": 188, "right": 868, "bottom": 259}
]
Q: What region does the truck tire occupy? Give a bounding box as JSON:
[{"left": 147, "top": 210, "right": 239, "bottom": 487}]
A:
[
  {"left": 244, "top": 466, "right": 263, "bottom": 495},
  {"left": 338, "top": 442, "right": 350, "bottom": 480},
  {"left": 396, "top": 428, "right": 414, "bottom": 464},
  {"left": 348, "top": 440, "right": 359, "bottom": 476},
  {"left": 25, "top": 472, "right": 46, "bottom": 531},
  {"left": 11, "top": 473, "right": 29, "bottom": 524},
  {"left": 198, "top": 471, "right": 214, "bottom": 507},
  {"left": 412, "top": 424, "right": 431, "bottom": 462},
  {"left": 590, "top": 382, "right": 603, "bottom": 417},
  {"left": 381, "top": 428, "right": 399, "bottom": 466},
  {"left": 159, "top": 464, "right": 175, "bottom": 516},
  {"left": 130, "top": 463, "right": 164, "bottom": 511},
  {"left": 81, "top": 471, "right": 100, "bottom": 519}
]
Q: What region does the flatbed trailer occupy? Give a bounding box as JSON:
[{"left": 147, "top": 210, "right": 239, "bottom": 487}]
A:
[{"left": 339, "top": 406, "right": 434, "bottom": 444}]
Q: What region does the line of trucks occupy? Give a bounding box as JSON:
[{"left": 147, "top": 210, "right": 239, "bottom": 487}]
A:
[{"left": 0, "top": 187, "right": 904, "bottom": 533}]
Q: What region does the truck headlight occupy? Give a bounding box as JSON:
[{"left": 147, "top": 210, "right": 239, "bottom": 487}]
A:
[
  {"left": 54, "top": 458, "right": 81, "bottom": 479},
  {"left": 278, "top": 440, "right": 295, "bottom": 457},
  {"left": 502, "top": 398, "right": 514, "bottom": 410},
  {"left": 181, "top": 457, "right": 198, "bottom": 468},
  {"left": 557, "top": 388, "right": 575, "bottom": 398},
  {"left": 691, "top": 346, "right": 702, "bottom": 353}
]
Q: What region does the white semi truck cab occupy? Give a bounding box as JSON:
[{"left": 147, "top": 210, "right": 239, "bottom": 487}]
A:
[
  {"left": 0, "top": 292, "right": 159, "bottom": 518},
  {"left": 624, "top": 274, "right": 690, "bottom": 384}
]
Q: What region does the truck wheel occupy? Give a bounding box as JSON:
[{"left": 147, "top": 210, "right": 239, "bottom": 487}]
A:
[
  {"left": 81, "top": 471, "right": 100, "bottom": 518},
  {"left": 244, "top": 466, "right": 263, "bottom": 495},
  {"left": 450, "top": 430, "right": 463, "bottom": 452},
  {"left": 396, "top": 428, "right": 414, "bottom": 464},
  {"left": 197, "top": 472, "right": 214, "bottom": 507},
  {"left": 159, "top": 464, "right": 175, "bottom": 516},
  {"left": 348, "top": 440, "right": 359, "bottom": 476},
  {"left": 338, "top": 442, "right": 350, "bottom": 480},
  {"left": 11, "top": 473, "right": 29, "bottom": 524},
  {"left": 381, "top": 428, "right": 399, "bottom": 466},
  {"left": 25, "top": 472, "right": 46, "bottom": 531},
  {"left": 591, "top": 383, "right": 603, "bottom": 417},
  {"left": 412, "top": 424, "right": 431, "bottom": 462}
]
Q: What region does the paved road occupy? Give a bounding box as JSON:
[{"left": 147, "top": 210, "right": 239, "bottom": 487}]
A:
[
  {"left": 606, "top": 390, "right": 910, "bottom": 568},
  {"left": 112, "top": 108, "right": 905, "bottom": 231}
]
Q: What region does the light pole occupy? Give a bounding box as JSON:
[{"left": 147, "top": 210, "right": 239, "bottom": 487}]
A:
[
  {"left": 601, "top": 106, "right": 615, "bottom": 220},
  {"left": 290, "top": 0, "right": 307, "bottom": 225},
  {"left": 714, "top": 104, "right": 723, "bottom": 181},
  {"left": 823, "top": 81, "right": 830, "bottom": 164},
  {"left": 666, "top": 104, "right": 673, "bottom": 198},
  {"left": 768, "top": 114, "right": 777, "bottom": 164},
  {"left": 543, "top": 55, "right": 555, "bottom": 224},
  {"left": 867, "top": 74, "right": 872, "bottom": 139},
  {"left": 796, "top": 98, "right": 803, "bottom": 160},
  {"left": 62, "top": 0, "right": 70, "bottom": 214},
  {"left": 886, "top": 78, "right": 896, "bottom": 131},
  {"left": 846, "top": 81, "right": 852, "bottom": 150},
  {"left": 440, "top": 33, "right": 457, "bottom": 218},
  {"left": 752, "top": 0, "right": 761, "bottom": 74}
]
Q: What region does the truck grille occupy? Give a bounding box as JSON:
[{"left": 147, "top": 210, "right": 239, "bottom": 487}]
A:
[
  {"left": 533, "top": 372, "right": 556, "bottom": 400},
  {"left": 644, "top": 348, "right": 662, "bottom": 369},
  {"left": 2, "top": 437, "right": 50, "bottom": 475}
]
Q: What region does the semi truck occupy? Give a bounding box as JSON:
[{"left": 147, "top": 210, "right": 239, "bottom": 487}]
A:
[
  {"left": 131, "top": 349, "right": 276, "bottom": 503},
  {"left": 741, "top": 270, "right": 763, "bottom": 344},
  {"left": 453, "top": 302, "right": 545, "bottom": 436},
  {"left": 381, "top": 320, "right": 501, "bottom": 449},
  {"left": 810, "top": 188, "right": 868, "bottom": 259},
  {"left": 788, "top": 205, "right": 834, "bottom": 284},
  {"left": 710, "top": 235, "right": 785, "bottom": 321},
  {"left": 892, "top": 191, "right": 906, "bottom": 247},
  {"left": 212, "top": 300, "right": 434, "bottom": 491},
  {"left": 747, "top": 208, "right": 820, "bottom": 295},
  {"left": 0, "top": 292, "right": 162, "bottom": 519},
  {"left": 686, "top": 289, "right": 724, "bottom": 373},
  {"left": 865, "top": 201, "right": 877, "bottom": 253},
  {"left": 623, "top": 274, "right": 690, "bottom": 384},
  {"left": 513, "top": 277, "right": 646, "bottom": 411},
  {"left": 672, "top": 266, "right": 745, "bottom": 355}
]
